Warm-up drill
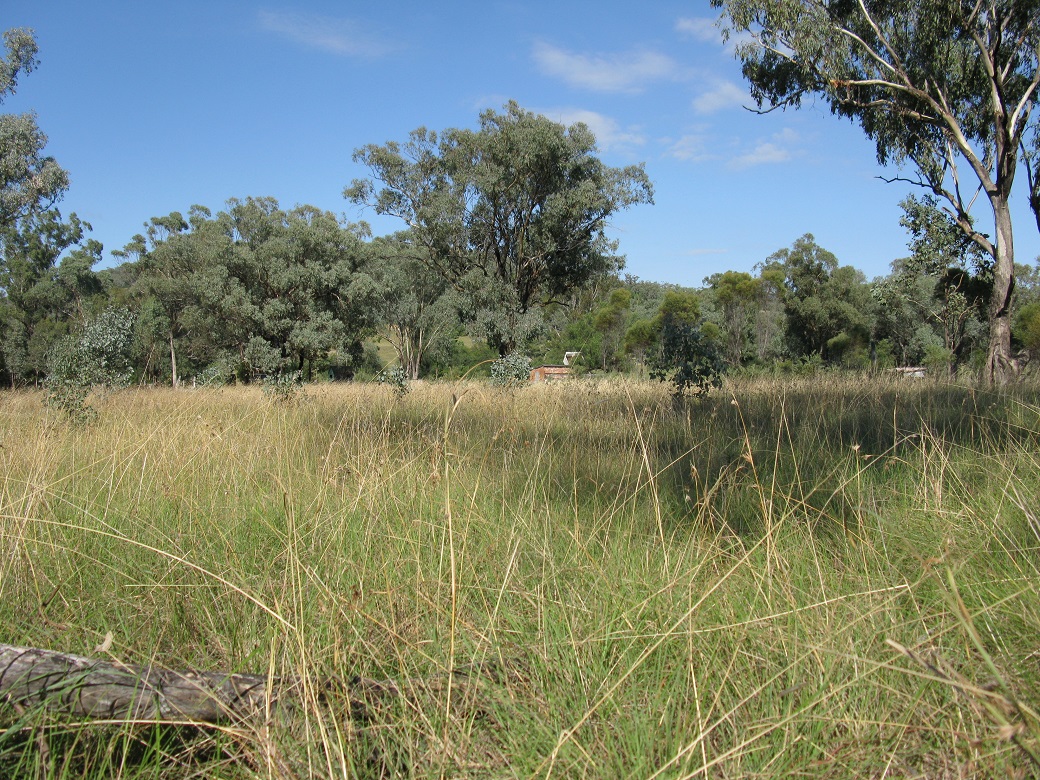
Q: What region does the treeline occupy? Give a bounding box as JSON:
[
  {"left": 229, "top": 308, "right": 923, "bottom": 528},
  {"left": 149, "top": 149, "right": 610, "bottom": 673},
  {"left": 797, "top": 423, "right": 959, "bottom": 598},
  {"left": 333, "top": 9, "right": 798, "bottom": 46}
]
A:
[
  {"left": 4, "top": 28, "right": 1040, "bottom": 391},
  {"left": 3, "top": 197, "right": 1040, "bottom": 391}
]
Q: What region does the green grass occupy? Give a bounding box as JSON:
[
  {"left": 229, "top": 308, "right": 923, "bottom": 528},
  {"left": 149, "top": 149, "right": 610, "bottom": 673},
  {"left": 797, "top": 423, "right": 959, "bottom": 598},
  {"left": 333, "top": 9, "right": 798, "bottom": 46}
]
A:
[{"left": 0, "top": 374, "right": 1038, "bottom": 778}]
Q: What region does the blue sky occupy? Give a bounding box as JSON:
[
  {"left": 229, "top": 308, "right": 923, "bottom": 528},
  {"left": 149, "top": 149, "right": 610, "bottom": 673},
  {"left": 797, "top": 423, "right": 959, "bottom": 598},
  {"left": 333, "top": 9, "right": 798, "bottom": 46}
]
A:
[{"left": 6, "top": 0, "right": 1040, "bottom": 286}]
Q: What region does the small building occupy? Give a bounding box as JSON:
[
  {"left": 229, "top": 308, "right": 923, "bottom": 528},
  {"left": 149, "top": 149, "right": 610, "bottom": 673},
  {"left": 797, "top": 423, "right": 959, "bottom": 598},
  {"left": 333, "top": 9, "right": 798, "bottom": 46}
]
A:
[
  {"left": 529, "top": 365, "right": 573, "bottom": 382},
  {"left": 529, "top": 351, "right": 581, "bottom": 382}
]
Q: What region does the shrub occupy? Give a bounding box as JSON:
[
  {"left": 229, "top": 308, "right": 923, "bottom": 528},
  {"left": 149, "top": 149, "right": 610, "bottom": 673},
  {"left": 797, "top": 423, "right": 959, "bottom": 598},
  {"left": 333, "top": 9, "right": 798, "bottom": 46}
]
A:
[
  {"left": 44, "top": 308, "right": 135, "bottom": 423},
  {"left": 490, "top": 353, "right": 531, "bottom": 388},
  {"left": 923, "top": 343, "right": 954, "bottom": 375},
  {"left": 376, "top": 366, "right": 409, "bottom": 397},
  {"left": 648, "top": 321, "right": 724, "bottom": 398},
  {"left": 1014, "top": 301, "right": 1040, "bottom": 361},
  {"left": 195, "top": 358, "right": 234, "bottom": 388},
  {"left": 261, "top": 371, "right": 303, "bottom": 403}
]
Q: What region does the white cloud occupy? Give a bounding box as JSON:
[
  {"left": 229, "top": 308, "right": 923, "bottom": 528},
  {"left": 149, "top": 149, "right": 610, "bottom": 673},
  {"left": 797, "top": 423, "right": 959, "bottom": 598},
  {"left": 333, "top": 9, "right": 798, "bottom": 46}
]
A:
[
  {"left": 532, "top": 41, "right": 683, "bottom": 93},
  {"left": 666, "top": 133, "right": 713, "bottom": 162},
  {"left": 692, "top": 80, "right": 748, "bottom": 114},
  {"left": 676, "top": 17, "right": 721, "bottom": 43},
  {"left": 541, "top": 109, "right": 645, "bottom": 152},
  {"left": 258, "top": 11, "right": 394, "bottom": 57},
  {"left": 731, "top": 142, "right": 790, "bottom": 168},
  {"left": 730, "top": 129, "right": 800, "bottom": 169},
  {"left": 666, "top": 128, "right": 800, "bottom": 168}
]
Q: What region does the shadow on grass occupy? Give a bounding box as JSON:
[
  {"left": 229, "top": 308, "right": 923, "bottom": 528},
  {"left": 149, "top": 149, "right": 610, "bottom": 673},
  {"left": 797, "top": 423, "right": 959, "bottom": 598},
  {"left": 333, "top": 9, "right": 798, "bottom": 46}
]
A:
[{"left": 654, "top": 376, "right": 1040, "bottom": 539}]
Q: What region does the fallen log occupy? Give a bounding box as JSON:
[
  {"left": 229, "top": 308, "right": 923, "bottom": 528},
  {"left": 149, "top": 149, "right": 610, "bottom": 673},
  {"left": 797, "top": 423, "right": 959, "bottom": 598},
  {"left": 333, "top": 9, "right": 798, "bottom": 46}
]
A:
[{"left": 0, "top": 644, "right": 395, "bottom": 724}]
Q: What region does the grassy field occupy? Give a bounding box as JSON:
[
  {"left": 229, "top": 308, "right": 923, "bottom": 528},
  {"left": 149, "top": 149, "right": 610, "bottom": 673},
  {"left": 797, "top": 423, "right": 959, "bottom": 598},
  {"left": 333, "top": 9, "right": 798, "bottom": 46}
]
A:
[{"left": 0, "top": 375, "right": 1038, "bottom": 778}]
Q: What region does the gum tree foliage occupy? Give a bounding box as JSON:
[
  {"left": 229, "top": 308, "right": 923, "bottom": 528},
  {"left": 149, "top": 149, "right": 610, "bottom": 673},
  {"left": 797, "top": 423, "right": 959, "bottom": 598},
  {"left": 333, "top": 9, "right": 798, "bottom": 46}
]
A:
[
  {"left": 345, "top": 102, "right": 654, "bottom": 356},
  {"left": 873, "top": 196, "right": 989, "bottom": 368},
  {"left": 751, "top": 261, "right": 787, "bottom": 362},
  {"left": 1016, "top": 259, "right": 1040, "bottom": 307},
  {"left": 368, "top": 231, "right": 456, "bottom": 380},
  {"left": 712, "top": 0, "right": 1040, "bottom": 384},
  {"left": 1015, "top": 300, "right": 1040, "bottom": 360},
  {"left": 706, "top": 270, "right": 760, "bottom": 366},
  {"left": 217, "top": 198, "right": 378, "bottom": 380},
  {"left": 1, "top": 28, "right": 86, "bottom": 386},
  {"left": 592, "top": 288, "right": 633, "bottom": 370},
  {"left": 115, "top": 199, "right": 378, "bottom": 383},
  {"left": 764, "top": 234, "right": 873, "bottom": 360},
  {"left": 0, "top": 210, "right": 102, "bottom": 386},
  {"left": 648, "top": 291, "right": 725, "bottom": 398},
  {"left": 872, "top": 258, "right": 942, "bottom": 364},
  {"left": 45, "top": 307, "right": 134, "bottom": 422},
  {"left": 489, "top": 353, "right": 532, "bottom": 387},
  {"left": 624, "top": 317, "right": 659, "bottom": 366},
  {"left": 114, "top": 211, "right": 199, "bottom": 387},
  {"left": 0, "top": 29, "right": 68, "bottom": 229}
]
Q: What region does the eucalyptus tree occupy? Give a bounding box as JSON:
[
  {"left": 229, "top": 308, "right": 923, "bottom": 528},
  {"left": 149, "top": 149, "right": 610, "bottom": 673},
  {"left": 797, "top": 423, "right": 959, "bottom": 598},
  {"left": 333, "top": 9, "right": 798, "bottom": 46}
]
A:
[
  {"left": 592, "top": 288, "right": 633, "bottom": 370},
  {"left": 706, "top": 270, "right": 759, "bottom": 366},
  {"left": 0, "top": 210, "right": 102, "bottom": 385},
  {"left": 1017, "top": 259, "right": 1040, "bottom": 308},
  {"left": 368, "top": 231, "right": 456, "bottom": 380},
  {"left": 751, "top": 262, "right": 787, "bottom": 362},
  {"left": 872, "top": 258, "right": 939, "bottom": 365},
  {"left": 220, "top": 198, "right": 378, "bottom": 379},
  {"left": 113, "top": 212, "right": 196, "bottom": 386},
  {"left": 0, "top": 28, "right": 78, "bottom": 385},
  {"left": 648, "top": 290, "right": 725, "bottom": 398},
  {"left": 1015, "top": 300, "right": 1040, "bottom": 361},
  {"left": 766, "top": 234, "right": 874, "bottom": 360},
  {"left": 346, "top": 102, "right": 653, "bottom": 355},
  {"left": 712, "top": 0, "right": 1040, "bottom": 383},
  {"left": 115, "top": 199, "right": 378, "bottom": 382},
  {"left": 872, "top": 196, "right": 990, "bottom": 369}
]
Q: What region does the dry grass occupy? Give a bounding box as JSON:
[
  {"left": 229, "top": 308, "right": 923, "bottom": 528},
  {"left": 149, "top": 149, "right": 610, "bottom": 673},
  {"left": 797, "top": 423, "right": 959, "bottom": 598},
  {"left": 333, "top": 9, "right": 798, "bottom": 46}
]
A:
[{"left": 0, "top": 374, "right": 1038, "bottom": 778}]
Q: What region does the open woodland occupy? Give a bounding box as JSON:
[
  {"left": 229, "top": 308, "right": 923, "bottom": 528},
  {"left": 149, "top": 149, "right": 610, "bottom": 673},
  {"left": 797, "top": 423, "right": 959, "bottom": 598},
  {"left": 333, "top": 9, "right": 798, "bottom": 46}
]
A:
[
  {"left": 1, "top": 374, "right": 1038, "bottom": 778},
  {"left": 6, "top": 7, "right": 1040, "bottom": 776}
]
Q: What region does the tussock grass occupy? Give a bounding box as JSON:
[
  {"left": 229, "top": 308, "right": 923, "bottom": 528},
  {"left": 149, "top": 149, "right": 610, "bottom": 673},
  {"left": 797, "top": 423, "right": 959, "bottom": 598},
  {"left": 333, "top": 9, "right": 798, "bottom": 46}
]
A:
[{"left": 0, "top": 374, "right": 1038, "bottom": 777}]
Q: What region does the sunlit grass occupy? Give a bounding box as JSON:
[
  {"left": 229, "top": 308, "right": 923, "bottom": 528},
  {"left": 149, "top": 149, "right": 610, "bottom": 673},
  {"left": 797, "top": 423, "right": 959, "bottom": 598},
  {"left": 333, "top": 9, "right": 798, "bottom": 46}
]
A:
[{"left": 0, "top": 374, "right": 1038, "bottom": 777}]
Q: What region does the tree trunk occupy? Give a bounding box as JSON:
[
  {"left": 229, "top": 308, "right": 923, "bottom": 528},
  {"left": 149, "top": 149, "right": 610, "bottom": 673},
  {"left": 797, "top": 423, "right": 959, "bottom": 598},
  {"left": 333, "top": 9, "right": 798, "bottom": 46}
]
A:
[
  {"left": 405, "top": 330, "right": 421, "bottom": 381},
  {"left": 169, "top": 331, "right": 179, "bottom": 389},
  {"left": 985, "top": 198, "right": 1017, "bottom": 385}
]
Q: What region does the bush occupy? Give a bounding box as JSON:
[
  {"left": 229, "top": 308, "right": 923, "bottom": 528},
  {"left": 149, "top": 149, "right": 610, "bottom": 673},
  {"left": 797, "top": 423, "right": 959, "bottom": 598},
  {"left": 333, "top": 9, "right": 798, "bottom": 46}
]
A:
[
  {"left": 44, "top": 308, "right": 135, "bottom": 423},
  {"left": 194, "top": 358, "right": 234, "bottom": 388},
  {"left": 1014, "top": 301, "right": 1040, "bottom": 361},
  {"left": 261, "top": 371, "right": 303, "bottom": 403},
  {"left": 649, "top": 321, "right": 724, "bottom": 398},
  {"left": 923, "top": 343, "right": 954, "bottom": 375},
  {"left": 376, "top": 366, "right": 409, "bottom": 397},
  {"left": 873, "top": 338, "right": 897, "bottom": 370},
  {"left": 490, "top": 353, "right": 531, "bottom": 388}
]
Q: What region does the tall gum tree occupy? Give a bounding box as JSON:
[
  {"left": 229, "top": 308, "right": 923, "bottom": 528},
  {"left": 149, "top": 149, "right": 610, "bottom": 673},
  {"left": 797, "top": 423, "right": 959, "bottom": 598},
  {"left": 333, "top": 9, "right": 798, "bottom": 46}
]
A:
[
  {"left": 1, "top": 28, "right": 74, "bottom": 386},
  {"left": 346, "top": 102, "right": 653, "bottom": 355},
  {"left": 711, "top": 0, "right": 1040, "bottom": 384}
]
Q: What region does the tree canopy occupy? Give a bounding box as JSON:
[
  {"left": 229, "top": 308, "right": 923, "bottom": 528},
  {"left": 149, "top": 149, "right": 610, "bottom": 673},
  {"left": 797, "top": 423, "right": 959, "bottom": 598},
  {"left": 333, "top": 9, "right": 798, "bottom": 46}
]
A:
[
  {"left": 112, "top": 198, "right": 377, "bottom": 385},
  {"left": 346, "top": 102, "right": 654, "bottom": 355},
  {"left": 0, "top": 28, "right": 88, "bottom": 386},
  {"left": 3, "top": 26, "right": 1031, "bottom": 389},
  {"left": 0, "top": 29, "right": 68, "bottom": 229}
]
